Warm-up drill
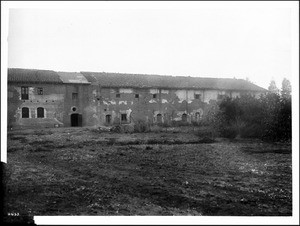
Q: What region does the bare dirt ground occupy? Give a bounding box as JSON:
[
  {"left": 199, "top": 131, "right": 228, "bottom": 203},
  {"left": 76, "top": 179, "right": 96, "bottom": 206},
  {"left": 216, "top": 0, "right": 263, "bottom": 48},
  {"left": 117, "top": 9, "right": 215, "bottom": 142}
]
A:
[{"left": 4, "top": 127, "right": 292, "bottom": 216}]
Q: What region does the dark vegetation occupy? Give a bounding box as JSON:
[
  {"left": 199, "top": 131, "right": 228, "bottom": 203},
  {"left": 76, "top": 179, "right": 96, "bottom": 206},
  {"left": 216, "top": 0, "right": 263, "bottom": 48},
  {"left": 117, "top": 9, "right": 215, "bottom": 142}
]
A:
[{"left": 212, "top": 78, "right": 291, "bottom": 142}]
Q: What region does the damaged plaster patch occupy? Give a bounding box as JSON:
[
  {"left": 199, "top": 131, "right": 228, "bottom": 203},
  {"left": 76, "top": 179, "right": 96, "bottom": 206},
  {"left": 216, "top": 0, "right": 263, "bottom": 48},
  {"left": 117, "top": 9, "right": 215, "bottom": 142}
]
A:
[
  {"left": 119, "top": 101, "right": 128, "bottom": 105},
  {"left": 162, "top": 99, "right": 168, "bottom": 104},
  {"left": 103, "top": 100, "right": 116, "bottom": 105},
  {"left": 149, "top": 99, "right": 157, "bottom": 103},
  {"left": 149, "top": 89, "right": 159, "bottom": 94},
  {"left": 119, "top": 88, "right": 133, "bottom": 94}
]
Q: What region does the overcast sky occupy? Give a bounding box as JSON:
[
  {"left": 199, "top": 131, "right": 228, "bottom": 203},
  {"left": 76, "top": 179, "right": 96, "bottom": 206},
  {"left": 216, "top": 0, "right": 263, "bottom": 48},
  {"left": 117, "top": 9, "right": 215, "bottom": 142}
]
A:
[{"left": 6, "top": 2, "right": 297, "bottom": 89}]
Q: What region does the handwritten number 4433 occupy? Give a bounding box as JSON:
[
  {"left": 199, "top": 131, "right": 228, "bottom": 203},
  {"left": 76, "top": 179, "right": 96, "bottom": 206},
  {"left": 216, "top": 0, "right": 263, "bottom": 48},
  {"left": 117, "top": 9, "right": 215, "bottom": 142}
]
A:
[{"left": 8, "top": 212, "right": 20, "bottom": 216}]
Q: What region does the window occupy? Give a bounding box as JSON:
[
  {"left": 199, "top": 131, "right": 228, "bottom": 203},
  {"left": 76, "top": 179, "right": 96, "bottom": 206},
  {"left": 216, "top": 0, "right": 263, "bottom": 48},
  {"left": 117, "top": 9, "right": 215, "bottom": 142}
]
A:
[
  {"left": 21, "top": 87, "right": 29, "bottom": 100},
  {"left": 106, "top": 115, "right": 112, "bottom": 124},
  {"left": 121, "top": 114, "right": 127, "bottom": 122},
  {"left": 37, "top": 107, "right": 44, "bottom": 118},
  {"left": 22, "top": 107, "right": 29, "bottom": 118},
  {"left": 135, "top": 94, "right": 139, "bottom": 98},
  {"left": 37, "top": 88, "right": 43, "bottom": 95},
  {"left": 153, "top": 94, "right": 157, "bottom": 98},
  {"left": 194, "top": 94, "right": 200, "bottom": 99},
  {"left": 72, "top": 93, "right": 78, "bottom": 100},
  {"left": 116, "top": 93, "right": 121, "bottom": 98},
  {"left": 217, "top": 94, "right": 226, "bottom": 100}
]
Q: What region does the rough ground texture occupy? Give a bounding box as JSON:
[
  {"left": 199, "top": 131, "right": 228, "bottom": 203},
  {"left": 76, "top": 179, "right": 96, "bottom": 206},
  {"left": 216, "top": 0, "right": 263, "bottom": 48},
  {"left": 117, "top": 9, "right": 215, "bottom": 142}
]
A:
[{"left": 5, "top": 127, "right": 292, "bottom": 216}]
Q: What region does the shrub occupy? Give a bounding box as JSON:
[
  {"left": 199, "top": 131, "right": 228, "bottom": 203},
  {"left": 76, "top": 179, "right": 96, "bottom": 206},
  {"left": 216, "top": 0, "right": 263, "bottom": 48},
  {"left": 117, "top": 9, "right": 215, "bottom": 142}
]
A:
[
  {"left": 134, "top": 120, "right": 150, "bottom": 133},
  {"left": 219, "top": 126, "right": 238, "bottom": 139},
  {"left": 195, "top": 126, "right": 218, "bottom": 139},
  {"left": 240, "top": 124, "right": 263, "bottom": 138}
]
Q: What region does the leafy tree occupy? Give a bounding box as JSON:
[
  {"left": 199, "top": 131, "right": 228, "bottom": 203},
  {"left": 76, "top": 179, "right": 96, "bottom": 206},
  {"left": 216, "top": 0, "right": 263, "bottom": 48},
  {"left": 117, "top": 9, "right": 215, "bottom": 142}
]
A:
[
  {"left": 281, "top": 78, "right": 292, "bottom": 99},
  {"left": 268, "top": 80, "right": 280, "bottom": 94},
  {"left": 210, "top": 78, "right": 291, "bottom": 142}
]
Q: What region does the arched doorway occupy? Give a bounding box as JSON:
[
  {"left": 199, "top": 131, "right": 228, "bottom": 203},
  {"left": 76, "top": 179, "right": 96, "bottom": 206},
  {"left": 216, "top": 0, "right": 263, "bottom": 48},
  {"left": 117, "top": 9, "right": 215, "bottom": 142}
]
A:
[
  {"left": 71, "top": 113, "right": 82, "bottom": 127},
  {"left": 182, "top": 113, "right": 187, "bottom": 123},
  {"left": 106, "top": 115, "right": 112, "bottom": 124},
  {"left": 157, "top": 114, "right": 162, "bottom": 123},
  {"left": 195, "top": 112, "right": 200, "bottom": 122}
]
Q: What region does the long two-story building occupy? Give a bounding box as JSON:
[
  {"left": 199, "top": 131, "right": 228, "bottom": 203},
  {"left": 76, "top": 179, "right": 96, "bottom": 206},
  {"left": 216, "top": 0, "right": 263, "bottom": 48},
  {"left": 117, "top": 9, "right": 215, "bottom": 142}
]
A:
[{"left": 7, "top": 68, "right": 267, "bottom": 129}]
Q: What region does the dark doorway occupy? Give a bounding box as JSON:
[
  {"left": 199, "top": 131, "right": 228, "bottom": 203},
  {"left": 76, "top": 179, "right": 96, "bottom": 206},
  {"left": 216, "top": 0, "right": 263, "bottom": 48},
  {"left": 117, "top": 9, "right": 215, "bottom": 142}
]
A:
[
  {"left": 182, "top": 113, "right": 187, "bottom": 122},
  {"left": 195, "top": 112, "right": 200, "bottom": 122},
  {"left": 71, "top": 113, "right": 82, "bottom": 127},
  {"left": 157, "top": 114, "right": 162, "bottom": 123},
  {"left": 106, "top": 115, "right": 112, "bottom": 124}
]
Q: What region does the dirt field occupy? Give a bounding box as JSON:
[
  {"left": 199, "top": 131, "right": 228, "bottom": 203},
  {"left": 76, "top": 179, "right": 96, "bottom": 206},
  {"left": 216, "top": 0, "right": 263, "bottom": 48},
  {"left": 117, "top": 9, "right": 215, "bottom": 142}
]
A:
[{"left": 5, "top": 127, "right": 292, "bottom": 216}]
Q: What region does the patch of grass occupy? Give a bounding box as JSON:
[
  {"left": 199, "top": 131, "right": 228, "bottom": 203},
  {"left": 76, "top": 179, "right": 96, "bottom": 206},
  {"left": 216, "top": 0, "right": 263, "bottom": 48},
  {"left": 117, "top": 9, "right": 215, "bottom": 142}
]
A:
[
  {"left": 29, "top": 140, "right": 54, "bottom": 146},
  {"left": 9, "top": 136, "right": 27, "bottom": 143},
  {"left": 29, "top": 146, "right": 53, "bottom": 152}
]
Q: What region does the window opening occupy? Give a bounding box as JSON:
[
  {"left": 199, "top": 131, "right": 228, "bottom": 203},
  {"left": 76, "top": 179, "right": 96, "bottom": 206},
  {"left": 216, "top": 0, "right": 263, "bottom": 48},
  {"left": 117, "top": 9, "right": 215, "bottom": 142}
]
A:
[
  {"left": 21, "top": 87, "right": 29, "bottom": 100},
  {"left": 22, "top": 107, "right": 29, "bottom": 118},
  {"left": 37, "top": 107, "right": 44, "bottom": 118}
]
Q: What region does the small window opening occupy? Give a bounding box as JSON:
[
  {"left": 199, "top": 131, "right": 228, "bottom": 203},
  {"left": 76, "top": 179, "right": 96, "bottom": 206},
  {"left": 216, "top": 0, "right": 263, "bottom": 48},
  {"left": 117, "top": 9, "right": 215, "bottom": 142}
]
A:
[
  {"left": 195, "top": 94, "right": 200, "bottom": 99},
  {"left": 153, "top": 94, "right": 157, "bottom": 98},
  {"left": 135, "top": 94, "right": 139, "bottom": 98},
  {"left": 21, "top": 87, "right": 29, "bottom": 100},
  {"left": 116, "top": 93, "right": 121, "bottom": 98},
  {"left": 121, "top": 114, "right": 127, "bottom": 122},
  {"left": 37, "top": 88, "right": 43, "bottom": 95}
]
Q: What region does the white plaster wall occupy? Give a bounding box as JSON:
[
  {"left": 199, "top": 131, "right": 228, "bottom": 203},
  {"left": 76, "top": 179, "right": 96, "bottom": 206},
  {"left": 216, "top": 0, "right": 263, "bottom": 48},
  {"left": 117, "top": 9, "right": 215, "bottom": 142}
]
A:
[
  {"left": 119, "top": 88, "right": 133, "bottom": 94},
  {"left": 149, "top": 89, "right": 159, "bottom": 94},
  {"left": 175, "top": 90, "right": 187, "bottom": 103},
  {"left": 231, "top": 91, "right": 241, "bottom": 98},
  {"left": 203, "top": 90, "right": 218, "bottom": 103}
]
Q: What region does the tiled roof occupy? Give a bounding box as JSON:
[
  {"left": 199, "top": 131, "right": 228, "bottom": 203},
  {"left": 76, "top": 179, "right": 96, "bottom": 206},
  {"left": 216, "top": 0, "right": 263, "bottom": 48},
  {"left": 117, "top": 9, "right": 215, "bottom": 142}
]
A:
[
  {"left": 81, "top": 72, "right": 267, "bottom": 92},
  {"left": 8, "top": 68, "right": 267, "bottom": 92},
  {"left": 57, "top": 72, "right": 90, "bottom": 84},
  {"left": 8, "top": 68, "right": 63, "bottom": 84}
]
